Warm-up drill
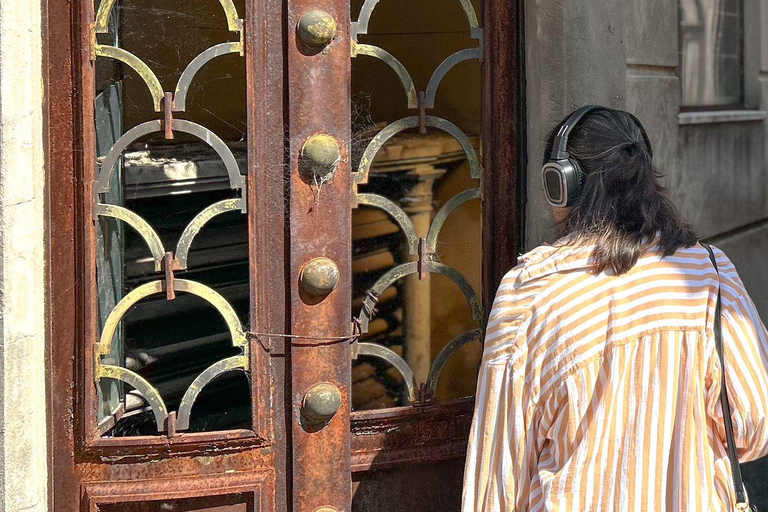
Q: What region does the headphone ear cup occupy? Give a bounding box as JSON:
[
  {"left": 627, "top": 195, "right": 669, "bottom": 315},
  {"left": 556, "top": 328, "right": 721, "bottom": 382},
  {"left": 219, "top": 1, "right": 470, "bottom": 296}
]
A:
[
  {"left": 562, "top": 158, "right": 585, "bottom": 206},
  {"left": 571, "top": 159, "right": 586, "bottom": 190}
]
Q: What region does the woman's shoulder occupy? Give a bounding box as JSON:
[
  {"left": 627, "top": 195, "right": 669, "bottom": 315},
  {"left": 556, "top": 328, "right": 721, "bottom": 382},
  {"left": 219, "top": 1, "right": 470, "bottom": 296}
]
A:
[
  {"left": 702, "top": 244, "right": 749, "bottom": 306},
  {"left": 501, "top": 237, "right": 595, "bottom": 287}
]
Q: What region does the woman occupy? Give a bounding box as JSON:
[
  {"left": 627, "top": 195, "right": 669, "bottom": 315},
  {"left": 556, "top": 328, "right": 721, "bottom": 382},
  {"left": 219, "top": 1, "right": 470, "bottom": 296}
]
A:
[{"left": 462, "top": 106, "right": 768, "bottom": 511}]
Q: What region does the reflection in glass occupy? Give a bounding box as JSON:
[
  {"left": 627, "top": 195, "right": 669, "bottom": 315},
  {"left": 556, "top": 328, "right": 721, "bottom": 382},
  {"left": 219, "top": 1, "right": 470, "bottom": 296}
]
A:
[
  {"left": 350, "top": 0, "right": 484, "bottom": 410},
  {"left": 679, "top": 0, "right": 743, "bottom": 107}
]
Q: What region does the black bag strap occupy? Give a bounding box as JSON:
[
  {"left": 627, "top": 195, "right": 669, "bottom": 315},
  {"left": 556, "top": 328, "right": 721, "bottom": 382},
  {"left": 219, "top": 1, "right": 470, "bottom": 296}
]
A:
[{"left": 702, "top": 242, "right": 751, "bottom": 510}]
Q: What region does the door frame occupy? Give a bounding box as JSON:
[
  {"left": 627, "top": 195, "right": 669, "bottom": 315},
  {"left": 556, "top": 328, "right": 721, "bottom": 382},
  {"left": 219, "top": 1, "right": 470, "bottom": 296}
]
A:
[
  {"left": 46, "top": 0, "right": 288, "bottom": 508},
  {"left": 44, "top": 0, "right": 526, "bottom": 509}
]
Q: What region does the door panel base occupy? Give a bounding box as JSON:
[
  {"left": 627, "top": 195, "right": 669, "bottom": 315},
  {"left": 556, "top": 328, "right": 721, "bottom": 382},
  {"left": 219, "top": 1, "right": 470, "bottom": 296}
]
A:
[
  {"left": 83, "top": 472, "right": 272, "bottom": 512},
  {"left": 352, "top": 459, "right": 466, "bottom": 512}
]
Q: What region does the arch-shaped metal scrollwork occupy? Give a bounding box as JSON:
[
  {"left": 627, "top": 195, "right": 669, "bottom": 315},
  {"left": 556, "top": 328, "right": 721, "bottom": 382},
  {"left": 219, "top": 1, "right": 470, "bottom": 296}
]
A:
[
  {"left": 355, "top": 193, "right": 419, "bottom": 255},
  {"left": 175, "top": 197, "right": 246, "bottom": 269},
  {"left": 353, "top": 116, "right": 482, "bottom": 192},
  {"left": 424, "top": 47, "right": 482, "bottom": 108},
  {"left": 94, "top": 196, "right": 247, "bottom": 277},
  {"left": 352, "top": 342, "right": 417, "bottom": 403},
  {"left": 173, "top": 42, "right": 244, "bottom": 111},
  {"left": 94, "top": 45, "right": 165, "bottom": 111},
  {"left": 95, "top": 0, "right": 243, "bottom": 34},
  {"left": 99, "top": 365, "right": 169, "bottom": 431},
  {"left": 96, "top": 280, "right": 247, "bottom": 358},
  {"left": 95, "top": 279, "right": 248, "bottom": 432},
  {"left": 95, "top": 42, "right": 247, "bottom": 113},
  {"left": 424, "top": 328, "right": 481, "bottom": 396},
  {"left": 425, "top": 187, "right": 481, "bottom": 252},
  {"left": 351, "top": 0, "right": 482, "bottom": 113},
  {"left": 355, "top": 261, "right": 483, "bottom": 334},
  {"left": 95, "top": 119, "right": 245, "bottom": 204},
  {"left": 352, "top": 0, "right": 481, "bottom": 40},
  {"left": 353, "top": 43, "right": 417, "bottom": 108},
  {"left": 349, "top": 0, "right": 485, "bottom": 408},
  {"left": 176, "top": 355, "right": 249, "bottom": 431},
  {"left": 95, "top": 1, "right": 244, "bottom": 114},
  {"left": 94, "top": 203, "right": 165, "bottom": 272},
  {"left": 352, "top": 262, "right": 482, "bottom": 402},
  {"left": 92, "top": 0, "right": 251, "bottom": 435}
]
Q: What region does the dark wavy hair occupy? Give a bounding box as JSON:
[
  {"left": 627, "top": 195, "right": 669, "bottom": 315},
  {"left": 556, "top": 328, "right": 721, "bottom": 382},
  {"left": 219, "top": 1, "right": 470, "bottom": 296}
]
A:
[{"left": 544, "top": 107, "right": 697, "bottom": 275}]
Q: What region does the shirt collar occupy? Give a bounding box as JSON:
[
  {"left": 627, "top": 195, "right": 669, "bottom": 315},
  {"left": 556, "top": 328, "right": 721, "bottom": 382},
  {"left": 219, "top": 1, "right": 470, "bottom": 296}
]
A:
[{"left": 516, "top": 232, "right": 663, "bottom": 282}]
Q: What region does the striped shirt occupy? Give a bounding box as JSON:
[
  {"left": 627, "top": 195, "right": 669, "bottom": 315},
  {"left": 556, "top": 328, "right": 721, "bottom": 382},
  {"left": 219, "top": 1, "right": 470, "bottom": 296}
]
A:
[{"left": 462, "top": 241, "right": 768, "bottom": 511}]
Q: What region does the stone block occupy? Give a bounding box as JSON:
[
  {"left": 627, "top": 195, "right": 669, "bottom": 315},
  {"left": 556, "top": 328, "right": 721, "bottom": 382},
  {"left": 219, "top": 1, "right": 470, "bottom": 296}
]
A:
[
  {"left": 676, "top": 121, "right": 768, "bottom": 239},
  {"left": 762, "top": 0, "right": 768, "bottom": 72},
  {"left": 626, "top": 73, "right": 680, "bottom": 182},
  {"left": 625, "top": 0, "right": 679, "bottom": 67},
  {"left": 713, "top": 222, "right": 768, "bottom": 320}
]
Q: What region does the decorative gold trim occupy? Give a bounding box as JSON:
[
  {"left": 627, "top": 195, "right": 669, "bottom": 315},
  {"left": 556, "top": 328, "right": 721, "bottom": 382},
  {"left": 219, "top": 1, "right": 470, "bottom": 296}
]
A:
[
  {"left": 98, "top": 365, "right": 168, "bottom": 431},
  {"left": 94, "top": 203, "right": 165, "bottom": 272},
  {"left": 353, "top": 43, "right": 417, "bottom": 108},
  {"left": 175, "top": 198, "right": 246, "bottom": 269},
  {"left": 95, "top": 0, "right": 243, "bottom": 34},
  {"left": 94, "top": 45, "right": 164, "bottom": 111},
  {"left": 353, "top": 116, "right": 482, "bottom": 191},
  {"left": 176, "top": 355, "right": 249, "bottom": 431}
]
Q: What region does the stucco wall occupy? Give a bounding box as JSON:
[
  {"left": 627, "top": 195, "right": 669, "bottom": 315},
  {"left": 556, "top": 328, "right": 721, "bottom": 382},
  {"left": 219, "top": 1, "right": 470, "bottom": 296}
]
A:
[
  {"left": 525, "top": 0, "right": 768, "bottom": 502},
  {"left": 0, "top": 0, "right": 48, "bottom": 510}
]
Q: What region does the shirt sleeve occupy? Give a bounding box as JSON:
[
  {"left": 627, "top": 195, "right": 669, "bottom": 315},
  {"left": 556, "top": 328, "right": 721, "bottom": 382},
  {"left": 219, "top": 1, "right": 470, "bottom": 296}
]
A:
[
  {"left": 462, "top": 268, "right": 538, "bottom": 512},
  {"left": 710, "top": 289, "right": 768, "bottom": 462}
]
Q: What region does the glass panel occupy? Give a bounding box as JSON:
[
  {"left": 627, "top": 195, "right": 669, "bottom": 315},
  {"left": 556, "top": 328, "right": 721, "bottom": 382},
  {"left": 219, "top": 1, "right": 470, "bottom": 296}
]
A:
[
  {"left": 93, "top": 0, "right": 250, "bottom": 436},
  {"left": 679, "top": 0, "right": 743, "bottom": 107},
  {"left": 94, "top": 9, "right": 125, "bottom": 427},
  {"left": 349, "top": 0, "right": 484, "bottom": 410}
]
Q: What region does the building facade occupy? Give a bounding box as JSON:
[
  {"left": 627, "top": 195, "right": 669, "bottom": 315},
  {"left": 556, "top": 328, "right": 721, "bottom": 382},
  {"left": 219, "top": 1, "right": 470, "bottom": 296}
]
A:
[{"left": 0, "top": 0, "right": 763, "bottom": 509}]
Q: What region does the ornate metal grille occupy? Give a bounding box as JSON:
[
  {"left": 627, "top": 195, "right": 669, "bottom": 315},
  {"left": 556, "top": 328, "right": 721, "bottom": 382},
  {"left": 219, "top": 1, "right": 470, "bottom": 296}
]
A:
[
  {"left": 350, "top": 0, "right": 484, "bottom": 405},
  {"left": 92, "top": 0, "right": 248, "bottom": 434}
]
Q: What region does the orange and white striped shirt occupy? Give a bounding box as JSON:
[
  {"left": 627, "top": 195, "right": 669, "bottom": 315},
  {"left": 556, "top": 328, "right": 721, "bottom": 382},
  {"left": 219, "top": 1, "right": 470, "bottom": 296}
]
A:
[{"left": 462, "top": 241, "right": 768, "bottom": 511}]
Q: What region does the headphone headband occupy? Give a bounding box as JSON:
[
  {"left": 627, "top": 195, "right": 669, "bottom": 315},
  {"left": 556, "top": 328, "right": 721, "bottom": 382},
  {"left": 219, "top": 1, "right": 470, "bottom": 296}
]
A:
[
  {"left": 551, "top": 105, "right": 604, "bottom": 161},
  {"left": 549, "top": 105, "right": 653, "bottom": 161}
]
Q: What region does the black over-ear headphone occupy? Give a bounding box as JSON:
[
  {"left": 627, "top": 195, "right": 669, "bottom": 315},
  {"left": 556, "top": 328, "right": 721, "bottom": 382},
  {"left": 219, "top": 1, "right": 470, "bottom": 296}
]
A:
[{"left": 542, "top": 105, "right": 653, "bottom": 207}]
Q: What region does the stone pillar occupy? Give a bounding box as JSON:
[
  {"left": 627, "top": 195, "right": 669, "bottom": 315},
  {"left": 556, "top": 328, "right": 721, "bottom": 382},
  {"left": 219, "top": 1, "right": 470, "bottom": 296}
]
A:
[
  {"left": 0, "top": 0, "right": 48, "bottom": 510},
  {"left": 401, "top": 165, "right": 445, "bottom": 386}
]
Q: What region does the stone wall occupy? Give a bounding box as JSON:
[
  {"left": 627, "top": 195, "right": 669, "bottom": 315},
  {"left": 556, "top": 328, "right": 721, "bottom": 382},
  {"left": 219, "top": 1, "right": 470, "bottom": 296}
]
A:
[
  {"left": 525, "top": 0, "right": 768, "bottom": 501},
  {"left": 0, "top": 0, "right": 48, "bottom": 510},
  {"left": 525, "top": 0, "right": 768, "bottom": 310}
]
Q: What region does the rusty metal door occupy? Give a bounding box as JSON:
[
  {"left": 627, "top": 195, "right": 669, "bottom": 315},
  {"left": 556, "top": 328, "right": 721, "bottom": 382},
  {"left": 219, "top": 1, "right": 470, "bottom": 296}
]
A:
[{"left": 47, "top": 0, "right": 523, "bottom": 509}]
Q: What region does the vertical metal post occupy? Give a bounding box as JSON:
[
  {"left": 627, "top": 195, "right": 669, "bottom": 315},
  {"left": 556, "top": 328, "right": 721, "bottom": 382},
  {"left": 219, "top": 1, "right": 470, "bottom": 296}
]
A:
[
  {"left": 482, "top": 0, "right": 526, "bottom": 312},
  {"left": 286, "top": 1, "right": 352, "bottom": 511}
]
